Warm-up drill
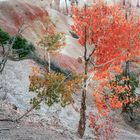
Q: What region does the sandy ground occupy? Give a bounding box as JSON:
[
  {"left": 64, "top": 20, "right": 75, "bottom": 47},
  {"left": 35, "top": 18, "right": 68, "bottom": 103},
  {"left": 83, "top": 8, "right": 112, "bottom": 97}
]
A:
[
  {"left": 0, "top": 101, "right": 93, "bottom": 140},
  {"left": 0, "top": 121, "right": 73, "bottom": 140},
  {"left": 0, "top": 100, "right": 140, "bottom": 140}
]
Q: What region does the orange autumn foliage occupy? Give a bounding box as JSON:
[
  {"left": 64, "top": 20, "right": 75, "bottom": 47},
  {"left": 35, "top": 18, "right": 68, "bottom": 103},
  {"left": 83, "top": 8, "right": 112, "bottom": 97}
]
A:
[
  {"left": 71, "top": 3, "right": 140, "bottom": 115},
  {"left": 109, "top": 74, "right": 139, "bottom": 109},
  {"left": 94, "top": 92, "right": 110, "bottom": 116},
  {"left": 109, "top": 95, "right": 122, "bottom": 109}
]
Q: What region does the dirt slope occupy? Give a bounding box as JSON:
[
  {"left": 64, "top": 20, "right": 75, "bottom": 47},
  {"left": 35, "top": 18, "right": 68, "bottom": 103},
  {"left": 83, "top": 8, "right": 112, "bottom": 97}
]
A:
[{"left": 0, "top": 101, "right": 88, "bottom": 140}]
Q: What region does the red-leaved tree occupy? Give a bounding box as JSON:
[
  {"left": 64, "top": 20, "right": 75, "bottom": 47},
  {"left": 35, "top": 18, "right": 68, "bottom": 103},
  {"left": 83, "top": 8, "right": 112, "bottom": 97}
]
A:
[{"left": 71, "top": 2, "right": 140, "bottom": 137}]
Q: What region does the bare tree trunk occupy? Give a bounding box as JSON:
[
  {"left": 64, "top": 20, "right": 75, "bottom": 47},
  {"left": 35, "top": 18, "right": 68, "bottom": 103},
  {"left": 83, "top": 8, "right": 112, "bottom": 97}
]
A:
[
  {"left": 78, "top": 25, "right": 88, "bottom": 138},
  {"left": 65, "top": 0, "right": 69, "bottom": 15},
  {"left": 137, "top": 0, "right": 140, "bottom": 7},
  {"left": 78, "top": 61, "right": 88, "bottom": 138},
  {"left": 0, "top": 43, "right": 5, "bottom": 54},
  {"left": 123, "top": 0, "right": 126, "bottom": 6}
]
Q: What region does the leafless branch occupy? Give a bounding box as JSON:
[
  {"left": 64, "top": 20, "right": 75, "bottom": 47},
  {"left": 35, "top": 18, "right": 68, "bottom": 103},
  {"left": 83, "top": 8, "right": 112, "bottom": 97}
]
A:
[{"left": 86, "top": 44, "right": 97, "bottom": 61}]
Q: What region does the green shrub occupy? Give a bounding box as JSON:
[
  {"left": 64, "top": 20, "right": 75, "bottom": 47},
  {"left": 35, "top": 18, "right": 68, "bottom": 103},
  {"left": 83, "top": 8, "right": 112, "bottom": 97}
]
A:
[
  {"left": 110, "top": 71, "right": 140, "bottom": 120},
  {"left": 12, "top": 36, "right": 35, "bottom": 58},
  {"left": 29, "top": 72, "right": 82, "bottom": 108},
  {"left": 0, "top": 28, "right": 10, "bottom": 52}
]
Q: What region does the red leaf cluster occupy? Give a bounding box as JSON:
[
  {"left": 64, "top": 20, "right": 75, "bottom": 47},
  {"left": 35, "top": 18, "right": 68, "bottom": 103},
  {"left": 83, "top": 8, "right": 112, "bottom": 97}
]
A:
[
  {"left": 72, "top": 4, "right": 140, "bottom": 77},
  {"left": 72, "top": 3, "right": 140, "bottom": 114}
]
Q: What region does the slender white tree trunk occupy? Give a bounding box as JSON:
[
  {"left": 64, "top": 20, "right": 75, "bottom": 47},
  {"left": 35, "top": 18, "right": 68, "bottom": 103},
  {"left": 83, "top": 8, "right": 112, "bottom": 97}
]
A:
[
  {"left": 48, "top": 52, "right": 51, "bottom": 72},
  {"left": 44, "top": 47, "right": 46, "bottom": 61}
]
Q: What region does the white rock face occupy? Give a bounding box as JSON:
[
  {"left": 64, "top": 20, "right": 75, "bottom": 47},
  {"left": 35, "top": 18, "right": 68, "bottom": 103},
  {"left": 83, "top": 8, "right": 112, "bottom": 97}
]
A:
[
  {"left": 0, "top": 58, "right": 93, "bottom": 139},
  {"left": 0, "top": 60, "right": 32, "bottom": 109}
]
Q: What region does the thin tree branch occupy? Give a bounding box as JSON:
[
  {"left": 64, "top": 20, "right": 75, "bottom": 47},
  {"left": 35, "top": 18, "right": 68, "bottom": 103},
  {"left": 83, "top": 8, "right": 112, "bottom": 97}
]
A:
[
  {"left": 87, "top": 48, "right": 95, "bottom": 61},
  {"left": 94, "top": 51, "right": 128, "bottom": 68},
  {"left": 15, "top": 98, "right": 44, "bottom": 122},
  {"left": 86, "top": 44, "right": 97, "bottom": 61},
  {"left": 94, "top": 57, "right": 117, "bottom": 68},
  {"left": 84, "top": 26, "right": 87, "bottom": 61}
]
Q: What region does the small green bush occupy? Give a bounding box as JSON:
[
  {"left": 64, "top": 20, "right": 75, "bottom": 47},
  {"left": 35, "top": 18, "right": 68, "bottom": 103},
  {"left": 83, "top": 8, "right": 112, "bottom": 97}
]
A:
[
  {"left": 110, "top": 71, "right": 140, "bottom": 120},
  {"left": 12, "top": 36, "right": 35, "bottom": 58}
]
